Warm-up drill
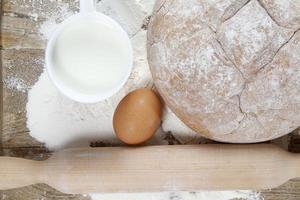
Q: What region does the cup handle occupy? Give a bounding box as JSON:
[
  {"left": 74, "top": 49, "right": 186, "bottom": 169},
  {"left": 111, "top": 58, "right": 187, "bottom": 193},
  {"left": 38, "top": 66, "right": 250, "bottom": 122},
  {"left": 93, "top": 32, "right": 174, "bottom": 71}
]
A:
[{"left": 80, "top": 0, "right": 96, "bottom": 14}]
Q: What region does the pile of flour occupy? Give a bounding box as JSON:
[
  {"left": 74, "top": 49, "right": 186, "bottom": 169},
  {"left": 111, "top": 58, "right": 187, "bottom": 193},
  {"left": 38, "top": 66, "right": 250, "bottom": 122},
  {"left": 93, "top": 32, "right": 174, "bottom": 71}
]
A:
[{"left": 25, "top": 0, "right": 261, "bottom": 199}]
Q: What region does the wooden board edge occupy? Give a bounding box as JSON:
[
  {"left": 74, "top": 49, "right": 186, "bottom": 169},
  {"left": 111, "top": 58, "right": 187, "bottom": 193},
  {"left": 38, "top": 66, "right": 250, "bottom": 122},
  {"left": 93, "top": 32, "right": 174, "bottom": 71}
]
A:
[{"left": 1, "top": 0, "right": 4, "bottom": 156}]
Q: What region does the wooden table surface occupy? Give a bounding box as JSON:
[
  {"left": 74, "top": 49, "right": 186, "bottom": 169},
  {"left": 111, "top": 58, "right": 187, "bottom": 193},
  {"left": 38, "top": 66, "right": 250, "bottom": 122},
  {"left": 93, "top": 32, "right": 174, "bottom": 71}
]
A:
[{"left": 1, "top": 0, "right": 300, "bottom": 199}]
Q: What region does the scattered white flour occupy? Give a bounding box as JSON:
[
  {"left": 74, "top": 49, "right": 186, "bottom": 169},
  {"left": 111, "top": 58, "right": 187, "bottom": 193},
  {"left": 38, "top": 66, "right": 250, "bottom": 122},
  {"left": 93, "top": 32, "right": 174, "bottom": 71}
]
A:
[
  {"left": 25, "top": 0, "right": 261, "bottom": 199},
  {"left": 38, "top": 2, "right": 75, "bottom": 40},
  {"left": 27, "top": 71, "right": 122, "bottom": 149},
  {"left": 4, "top": 76, "right": 29, "bottom": 93},
  {"left": 96, "top": 0, "right": 144, "bottom": 37},
  {"left": 90, "top": 191, "right": 262, "bottom": 200}
]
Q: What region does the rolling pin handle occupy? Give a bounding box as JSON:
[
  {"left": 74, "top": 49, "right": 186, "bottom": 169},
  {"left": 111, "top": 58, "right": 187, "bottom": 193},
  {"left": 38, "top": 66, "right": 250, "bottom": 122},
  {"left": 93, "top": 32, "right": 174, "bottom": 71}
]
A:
[{"left": 0, "top": 157, "right": 42, "bottom": 190}]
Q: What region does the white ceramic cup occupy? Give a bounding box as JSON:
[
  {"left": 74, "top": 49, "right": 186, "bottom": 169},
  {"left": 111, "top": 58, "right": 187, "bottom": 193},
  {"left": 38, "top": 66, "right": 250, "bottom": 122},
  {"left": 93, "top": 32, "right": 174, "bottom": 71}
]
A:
[{"left": 45, "top": 0, "right": 133, "bottom": 103}]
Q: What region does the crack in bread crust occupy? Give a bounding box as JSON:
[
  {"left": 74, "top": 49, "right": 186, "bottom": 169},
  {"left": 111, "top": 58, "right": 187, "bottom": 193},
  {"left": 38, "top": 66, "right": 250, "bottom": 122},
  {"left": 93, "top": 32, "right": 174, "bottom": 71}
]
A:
[
  {"left": 221, "top": 0, "right": 251, "bottom": 23},
  {"left": 257, "top": 0, "right": 282, "bottom": 27},
  {"left": 255, "top": 28, "right": 300, "bottom": 76}
]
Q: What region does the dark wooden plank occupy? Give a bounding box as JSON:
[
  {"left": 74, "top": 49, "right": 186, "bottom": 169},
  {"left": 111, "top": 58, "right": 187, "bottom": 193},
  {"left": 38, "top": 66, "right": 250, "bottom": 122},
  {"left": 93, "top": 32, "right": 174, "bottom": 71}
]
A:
[
  {"left": 2, "top": 146, "right": 50, "bottom": 160},
  {"left": 262, "top": 179, "right": 300, "bottom": 200},
  {"left": 1, "top": 15, "right": 44, "bottom": 49},
  {"left": 2, "top": 0, "right": 79, "bottom": 20},
  {"left": 1, "top": 0, "right": 4, "bottom": 157}
]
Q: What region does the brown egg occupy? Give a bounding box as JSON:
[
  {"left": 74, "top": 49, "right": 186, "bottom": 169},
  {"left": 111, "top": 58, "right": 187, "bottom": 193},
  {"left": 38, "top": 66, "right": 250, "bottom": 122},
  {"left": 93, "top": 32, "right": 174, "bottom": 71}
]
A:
[{"left": 113, "top": 88, "right": 163, "bottom": 145}]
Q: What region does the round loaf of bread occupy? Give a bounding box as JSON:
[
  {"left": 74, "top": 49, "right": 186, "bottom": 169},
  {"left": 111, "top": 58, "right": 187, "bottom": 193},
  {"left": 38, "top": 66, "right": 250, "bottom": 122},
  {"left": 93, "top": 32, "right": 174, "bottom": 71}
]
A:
[{"left": 148, "top": 0, "right": 300, "bottom": 143}]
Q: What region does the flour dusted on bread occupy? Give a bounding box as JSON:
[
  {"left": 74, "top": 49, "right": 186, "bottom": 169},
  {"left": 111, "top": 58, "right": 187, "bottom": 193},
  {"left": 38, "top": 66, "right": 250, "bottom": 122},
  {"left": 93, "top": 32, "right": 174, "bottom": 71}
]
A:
[{"left": 148, "top": 0, "right": 300, "bottom": 143}]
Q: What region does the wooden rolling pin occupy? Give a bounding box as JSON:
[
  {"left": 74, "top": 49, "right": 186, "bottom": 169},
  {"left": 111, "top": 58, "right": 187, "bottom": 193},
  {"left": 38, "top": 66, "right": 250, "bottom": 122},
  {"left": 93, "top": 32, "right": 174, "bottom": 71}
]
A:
[{"left": 0, "top": 144, "right": 299, "bottom": 194}]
